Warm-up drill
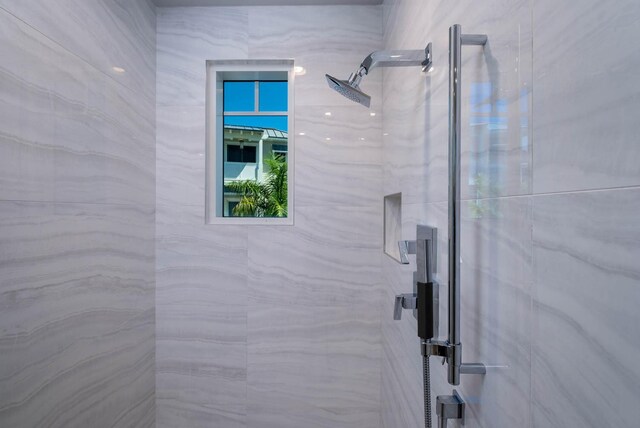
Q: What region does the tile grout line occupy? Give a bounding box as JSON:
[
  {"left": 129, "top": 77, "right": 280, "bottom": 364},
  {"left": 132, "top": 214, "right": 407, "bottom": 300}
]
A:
[
  {"left": 400, "top": 184, "right": 640, "bottom": 207},
  {"left": 529, "top": 1, "right": 535, "bottom": 426},
  {"left": 0, "top": 198, "right": 156, "bottom": 209}
]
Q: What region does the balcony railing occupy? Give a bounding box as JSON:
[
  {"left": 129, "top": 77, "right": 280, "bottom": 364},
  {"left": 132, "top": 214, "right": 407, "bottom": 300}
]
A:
[{"left": 224, "top": 162, "right": 258, "bottom": 181}]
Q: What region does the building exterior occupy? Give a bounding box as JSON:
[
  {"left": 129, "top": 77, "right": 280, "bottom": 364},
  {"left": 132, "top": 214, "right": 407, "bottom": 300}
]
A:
[{"left": 222, "top": 125, "right": 288, "bottom": 216}]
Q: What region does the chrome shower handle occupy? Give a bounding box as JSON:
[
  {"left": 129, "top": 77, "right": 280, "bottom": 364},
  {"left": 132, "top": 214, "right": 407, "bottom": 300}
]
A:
[
  {"left": 398, "top": 240, "right": 417, "bottom": 264},
  {"left": 394, "top": 293, "right": 417, "bottom": 320}
]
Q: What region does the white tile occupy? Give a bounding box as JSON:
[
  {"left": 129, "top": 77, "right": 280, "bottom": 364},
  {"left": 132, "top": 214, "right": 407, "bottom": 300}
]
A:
[
  {"left": 295, "top": 105, "right": 382, "bottom": 208},
  {"left": 383, "top": 0, "right": 532, "bottom": 204},
  {"left": 157, "top": 7, "right": 249, "bottom": 106},
  {"left": 156, "top": 106, "right": 206, "bottom": 207},
  {"left": 155, "top": 203, "right": 248, "bottom": 428},
  {"left": 248, "top": 6, "right": 383, "bottom": 109},
  {"left": 0, "top": 0, "right": 156, "bottom": 102},
  {"left": 0, "top": 3, "right": 156, "bottom": 428},
  {"left": 531, "top": 188, "right": 640, "bottom": 427},
  {"left": 0, "top": 10, "right": 155, "bottom": 205},
  {"left": 455, "top": 197, "right": 532, "bottom": 428},
  {"left": 247, "top": 205, "right": 382, "bottom": 308},
  {"left": 247, "top": 304, "right": 381, "bottom": 428},
  {"left": 0, "top": 201, "right": 155, "bottom": 428},
  {"left": 532, "top": 0, "right": 640, "bottom": 193}
]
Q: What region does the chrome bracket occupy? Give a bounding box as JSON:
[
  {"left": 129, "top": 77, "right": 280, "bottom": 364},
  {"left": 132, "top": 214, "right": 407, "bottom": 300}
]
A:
[
  {"left": 422, "top": 340, "right": 486, "bottom": 381},
  {"left": 460, "top": 363, "right": 487, "bottom": 375},
  {"left": 422, "top": 339, "right": 450, "bottom": 358},
  {"left": 436, "top": 390, "right": 465, "bottom": 428},
  {"left": 421, "top": 42, "right": 433, "bottom": 72}
]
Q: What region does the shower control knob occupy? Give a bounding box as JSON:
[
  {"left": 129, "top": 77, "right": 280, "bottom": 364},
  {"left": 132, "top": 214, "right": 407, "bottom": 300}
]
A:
[{"left": 394, "top": 293, "right": 417, "bottom": 320}]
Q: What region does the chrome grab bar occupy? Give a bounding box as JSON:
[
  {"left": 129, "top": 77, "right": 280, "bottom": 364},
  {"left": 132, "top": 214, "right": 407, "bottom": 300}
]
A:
[{"left": 446, "top": 24, "right": 487, "bottom": 385}]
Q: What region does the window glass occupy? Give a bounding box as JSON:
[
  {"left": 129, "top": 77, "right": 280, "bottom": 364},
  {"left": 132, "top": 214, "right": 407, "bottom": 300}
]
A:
[
  {"left": 273, "top": 152, "right": 287, "bottom": 162},
  {"left": 259, "top": 81, "right": 288, "bottom": 112},
  {"left": 228, "top": 201, "right": 239, "bottom": 216},
  {"left": 226, "top": 145, "right": 256, "bottom": 163},
  {"left": 224, "top": 81, "right": 255, "bottom": 111},
  {"left": 243, "top": 146, "right": 257, "bottom": 163},
  {"left": 218, "top": 77, "right": 289, "bottom": 219},
  {"left": 226, "top": 145, "right": 242, "bottom": 162},
  {"left": 272, "top": 144, "right": 287, "bottom": 162}
]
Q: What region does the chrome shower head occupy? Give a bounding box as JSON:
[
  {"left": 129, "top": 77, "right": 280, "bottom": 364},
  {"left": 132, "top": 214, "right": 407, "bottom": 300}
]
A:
[
  {"left": 326, "top": 43, "right": 432, "bottom": 108},
  {"left": 325, "top": 74, "right": 371, "bottom": 108}
]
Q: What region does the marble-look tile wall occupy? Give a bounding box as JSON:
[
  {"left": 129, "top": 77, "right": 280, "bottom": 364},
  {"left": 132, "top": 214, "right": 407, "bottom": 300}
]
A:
[
  {"left": 0, "top": 1, "right": 156, "bottom": 427},
  {"left": 380, "top": 0, "right": 640, "bottom": 427},
  {"left": 155, "top": 6, "right": 384, "bottom": 428}
]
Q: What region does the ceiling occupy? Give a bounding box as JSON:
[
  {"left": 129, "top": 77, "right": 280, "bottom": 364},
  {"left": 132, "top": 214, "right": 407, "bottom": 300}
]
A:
[{"left": 153, "top": 0, "right": 382, "bottom": 6}]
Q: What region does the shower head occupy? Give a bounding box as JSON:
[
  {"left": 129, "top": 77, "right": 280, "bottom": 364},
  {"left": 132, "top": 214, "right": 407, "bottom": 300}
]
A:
[
  {"left": 325, "top": 73, "right": 371, "bottom": 108},
  {"left": 326, "top": 43, "right": 432, "bottom": 108}
]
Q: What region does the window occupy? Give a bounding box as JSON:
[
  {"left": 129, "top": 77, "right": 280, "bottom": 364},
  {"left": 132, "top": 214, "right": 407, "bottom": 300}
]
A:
[
  {"left": 226, "top": 144, "right": 257, "bottom": 163},
  {"left": 227, "top": 200, "right": 239, "bottom": 216},
  {"left": 272, "top": 144, "right": 287, "bottom": 162},
  {"left": 206, "top": 60, "right": 295, "bottom": 224}
]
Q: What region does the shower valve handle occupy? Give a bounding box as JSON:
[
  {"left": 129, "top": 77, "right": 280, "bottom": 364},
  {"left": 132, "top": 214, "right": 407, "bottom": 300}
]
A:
[
  {"left": 394, "top": 293, "right": 417, "bottom": 320},
  {"left": 398, "top": 240, "right": 417, "bottom": 264}
]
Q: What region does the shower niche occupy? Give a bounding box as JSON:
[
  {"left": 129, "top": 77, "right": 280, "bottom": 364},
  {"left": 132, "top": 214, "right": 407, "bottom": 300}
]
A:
[{"left": 384, "top": 193, "right": 402, "bottom": 262}]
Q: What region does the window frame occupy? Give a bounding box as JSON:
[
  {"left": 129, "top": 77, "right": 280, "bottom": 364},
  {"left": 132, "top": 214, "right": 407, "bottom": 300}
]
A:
[{"left": 206, "top": 60, "right": 295, "bottom": 225}]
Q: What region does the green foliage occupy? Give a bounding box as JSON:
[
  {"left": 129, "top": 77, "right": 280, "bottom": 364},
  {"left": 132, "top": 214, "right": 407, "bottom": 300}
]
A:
[
  {"left": 468, "top": 173, "right": 502, "bottom": 219},
  {"left": 227, "top": 155, "right": 288, "bottom": 217}
]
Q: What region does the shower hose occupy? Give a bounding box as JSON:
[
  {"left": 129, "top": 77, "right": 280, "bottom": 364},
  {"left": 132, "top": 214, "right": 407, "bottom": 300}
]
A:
[{"left": 423, "top": 354, "right": 432, "bottom": 428}]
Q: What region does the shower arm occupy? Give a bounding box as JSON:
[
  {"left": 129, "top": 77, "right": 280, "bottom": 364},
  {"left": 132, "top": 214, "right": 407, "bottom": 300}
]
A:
[
  {"left": 422, "top": 24, "right": 488, "bottom": 386},
  {"left": 348, "top": 44, "right": 433, "bottom": 87}
]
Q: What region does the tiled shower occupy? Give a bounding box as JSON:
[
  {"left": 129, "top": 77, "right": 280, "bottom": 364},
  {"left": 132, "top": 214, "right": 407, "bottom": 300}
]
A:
[{"left": 1, "top": 1, "right": 639, "bottom": 428}]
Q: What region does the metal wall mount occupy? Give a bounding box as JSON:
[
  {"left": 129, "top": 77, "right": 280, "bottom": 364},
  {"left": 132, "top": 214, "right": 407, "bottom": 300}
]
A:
[{"left": 436, "top": 390, "right": 465, "bottom": 428}]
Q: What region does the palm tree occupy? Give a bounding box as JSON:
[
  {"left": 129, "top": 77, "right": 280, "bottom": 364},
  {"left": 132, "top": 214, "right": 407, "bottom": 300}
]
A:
[{"left": 227, "top": 155, "right": 287, "bottom": 217}]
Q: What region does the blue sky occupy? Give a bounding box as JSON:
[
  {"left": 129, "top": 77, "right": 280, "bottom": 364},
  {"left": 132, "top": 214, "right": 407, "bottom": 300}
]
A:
[{"left": 224, "top": 81, "right": 288, "bottom": 132}]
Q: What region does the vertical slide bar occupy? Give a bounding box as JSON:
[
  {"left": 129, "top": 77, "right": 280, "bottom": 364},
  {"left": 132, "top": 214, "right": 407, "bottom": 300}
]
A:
[{"left": 448, "top": 24, "right": 463, "bottom": 386}]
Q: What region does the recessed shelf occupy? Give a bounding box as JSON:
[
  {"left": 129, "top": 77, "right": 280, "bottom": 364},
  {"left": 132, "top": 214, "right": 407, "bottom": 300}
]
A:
[{"left": 384, "top": 193, "right": 402, "bottom": 262}]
